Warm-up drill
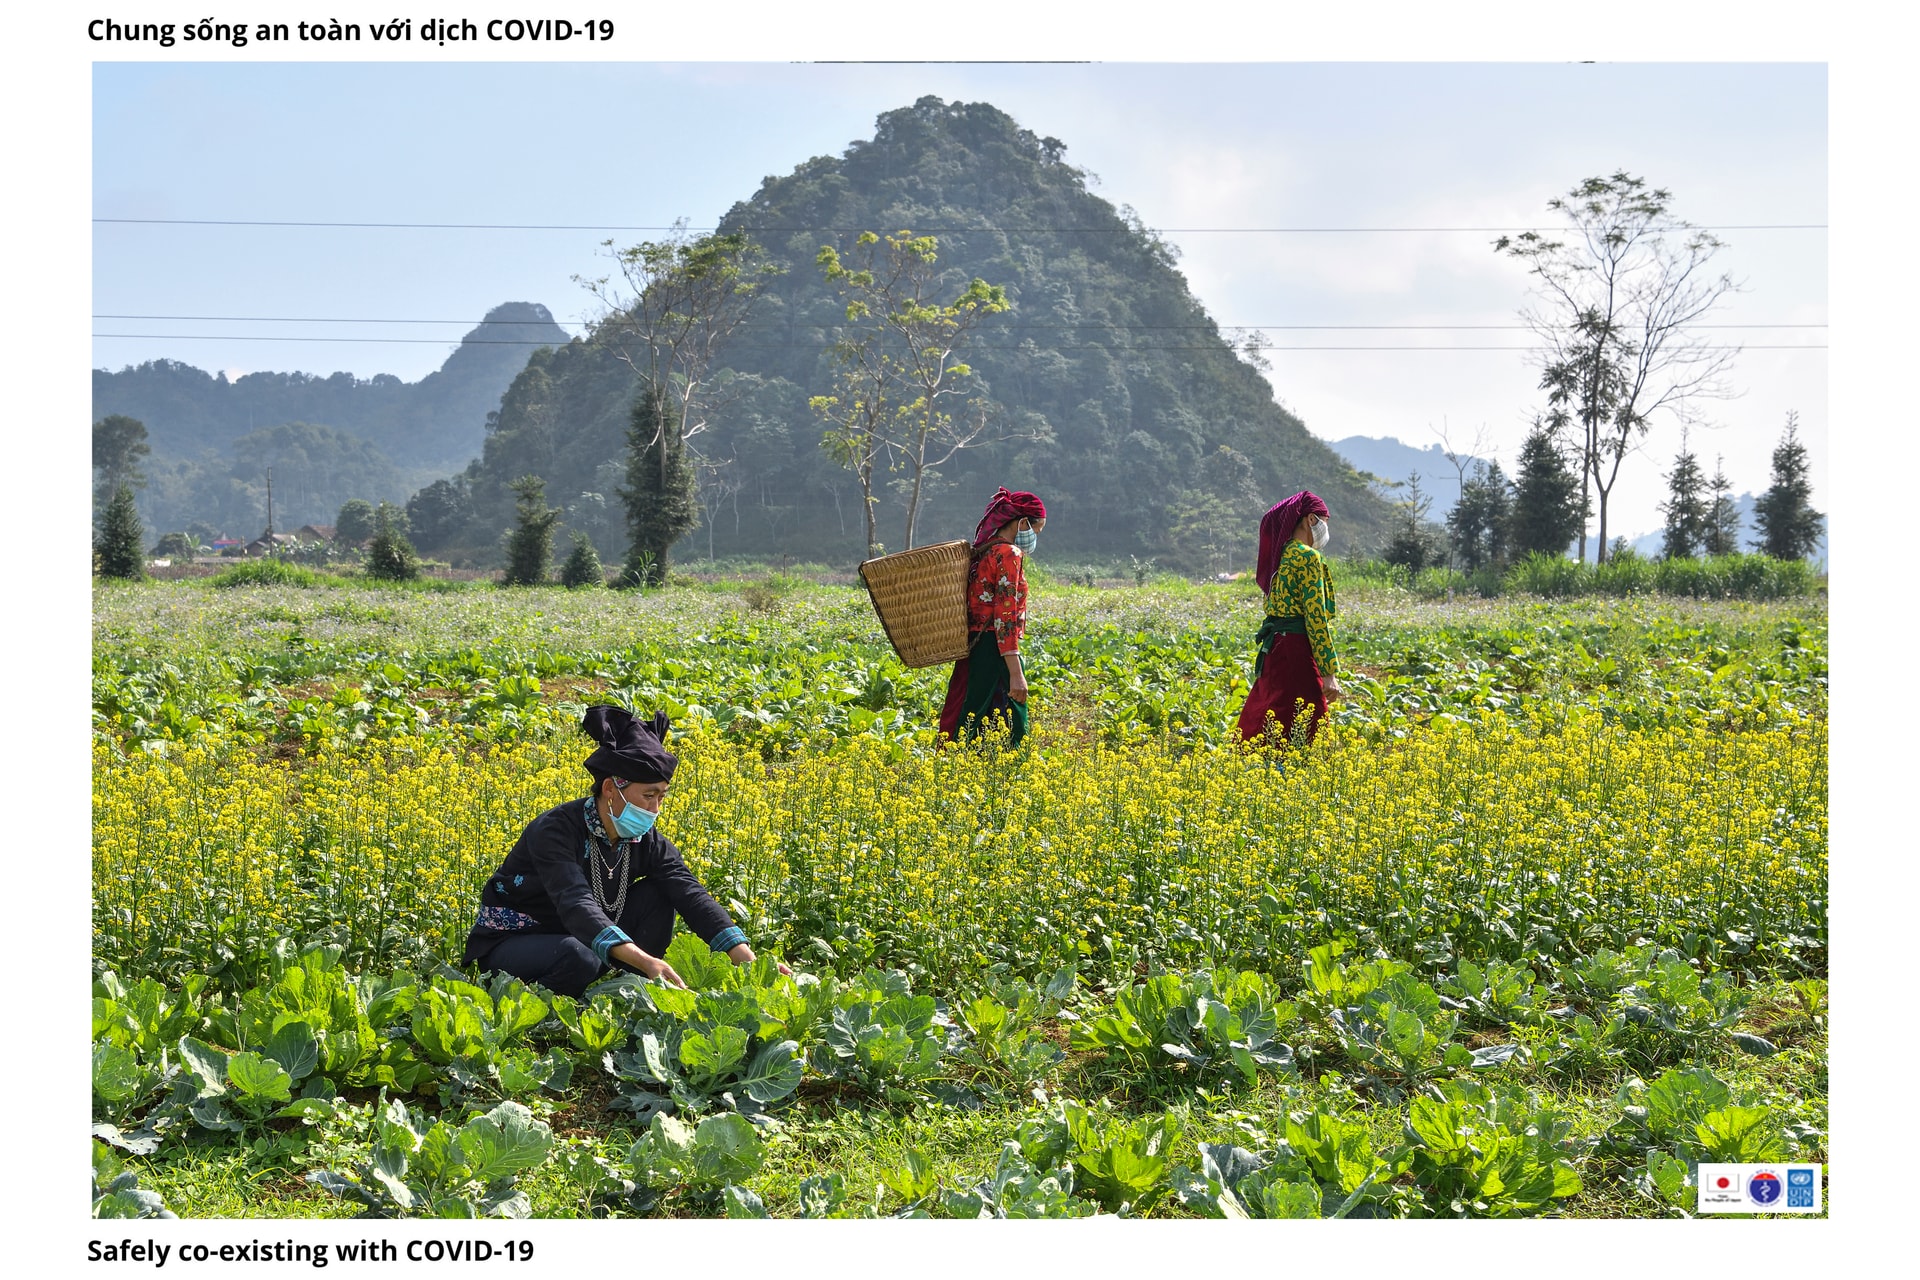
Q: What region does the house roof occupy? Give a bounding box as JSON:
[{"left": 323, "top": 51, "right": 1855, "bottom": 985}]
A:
[{"left": 247, "top": 532, "right": 301, "bottom": 550}]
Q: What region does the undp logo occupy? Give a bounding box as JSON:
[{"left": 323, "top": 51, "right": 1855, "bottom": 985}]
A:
[{"left": 1747, "top": 1170, "right": 1783, "bottom": 1206}]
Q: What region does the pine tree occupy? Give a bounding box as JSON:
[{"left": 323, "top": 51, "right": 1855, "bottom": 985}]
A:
[
  {"left": 365, "top": 503, "right": 420, "bottom": 581},
  {"left": 1381, "top": 473, "right": 1441, "bottom": 572},
  {"left": 95, "top": 483, "right": 146, "bottom": 580},
  {"left": 559, "top": 532, "right": 605, "bottom": 589},
  {"left": 1659, "top": 432, "right": 1711, "bottom": 559},
  {"left": 1752, "top": 411, "right": 1824, "bottom": 560},
  {"left": 1447, "top": 460, "right": 1513, "bottom": 572},
  {"left": 502, "top": 475, "right": 560, "bottom": 586},
  {"left": 1508, "top": 420, "right": 1587, "bottom": 559},
  {"left": 1703, "top": 455, "right": 1742, "bottom": 557},
  {"left": 621, "top": 387, "right": 698, "bottom": 588}
]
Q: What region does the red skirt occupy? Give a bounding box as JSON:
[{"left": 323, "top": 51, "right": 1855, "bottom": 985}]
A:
[{"left": 1237, "top": 632, "right": 1327, "bottom": 745}]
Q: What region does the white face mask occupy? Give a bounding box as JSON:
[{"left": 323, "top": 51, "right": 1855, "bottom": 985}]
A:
[{"left": 1312, "top": 517, "right": 1331, "bottom": 551}]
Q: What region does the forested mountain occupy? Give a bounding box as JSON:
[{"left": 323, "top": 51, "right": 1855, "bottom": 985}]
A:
[
  {"left": 92, "top": 303, "right": 572, "bottom": 537},
  {"left": 420, "top": 98, "right": 1398, "bottom": 569}
]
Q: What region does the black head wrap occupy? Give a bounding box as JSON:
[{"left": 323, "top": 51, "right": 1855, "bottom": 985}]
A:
[{"left": 580, "top": 705, "right": 677, "bottom": 783}]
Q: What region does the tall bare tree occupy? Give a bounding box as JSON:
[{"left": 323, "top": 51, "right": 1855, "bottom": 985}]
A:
[
  {"left": 1497, "top": 173, "right": 1740, "bottom": 562},
  {"left": 694, "top": 452, "right": 745, "bottom": 562}
]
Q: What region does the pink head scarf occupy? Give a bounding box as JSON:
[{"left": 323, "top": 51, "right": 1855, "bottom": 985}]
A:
[
  {"left": 1254, "top": 490, "right": 1329, "bottom": 592},
  {"left": 972, "top": 487, "right": 1048, "bottom": 547}
]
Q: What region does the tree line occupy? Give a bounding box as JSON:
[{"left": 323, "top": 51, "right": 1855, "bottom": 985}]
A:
[
  {"left": 1371, "top": 410, "right": 1824, "bottom": 585},
  {"left": 91, "top": 412, "right": 425, "bottom": 583}
]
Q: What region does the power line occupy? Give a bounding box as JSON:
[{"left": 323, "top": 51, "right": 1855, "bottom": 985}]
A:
[
  {"left": 92, "top": 217, "right": 1829, "bottom": 233},
  {"left": 92, "top": 312, "right": 1829, "bottom": 331},
  {"left": 91, "top": 332, "right": 1827, "bottom": 351}
]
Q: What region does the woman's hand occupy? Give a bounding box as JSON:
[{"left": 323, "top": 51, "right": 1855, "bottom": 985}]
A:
[
  {"left": 728, "top": 942, "right": 793, "bottom": 977},
  {"left": 1005, "top": 651, "right": 1029, "bottom": 703},
  {"left": 1322, "top": 676, "right": 1346, "bottom": 702},
  {"left": 612, "top": 942, "right": 685, "bottom": 988}
]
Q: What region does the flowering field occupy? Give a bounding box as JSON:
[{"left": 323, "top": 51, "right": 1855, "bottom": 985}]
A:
[{"left": 90, "top": 577, "right": 1828, "bottom": 1220}]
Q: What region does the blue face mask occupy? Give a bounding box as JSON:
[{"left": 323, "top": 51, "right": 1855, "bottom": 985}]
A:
[
  {"left": 1013, "top": 527, "right": 1038, "bottom": 554},
  {"left": 611, "top": 790, "right": 656, "bottom": 839}
]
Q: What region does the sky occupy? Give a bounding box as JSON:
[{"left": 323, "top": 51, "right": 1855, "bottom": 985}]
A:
[{"left": 92, "top": 60, "right": 1827, "bottom": 542}]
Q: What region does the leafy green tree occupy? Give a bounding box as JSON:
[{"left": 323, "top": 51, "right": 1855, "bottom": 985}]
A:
[
  {"left": 817, "top": 229, "right": 1021, "bottom": 549},
  {"left": 621, "top": 388, "right": 697, "bottom": 587},
  {"left": 1659, "top": 432, "right": 1712, "bottom": 559},
  {"left": 96, "top": 483, "right": 146, "bottom": 580},
  {"left": 1448, "top": 461, "right": 1513, "bottom": 572},
  {"left": 365, "top": 503, "right": 420, "bottom": 581},
  {"left": 1752, "top": 411, "right": 1824, "bottom": 560},
  {"left": 502, "top": 475, "right": 561, "bottom": 586},
  {"left": 335, "top": 498, "right": 376, "bottom": 545},
  {"left": 1508, "top": 420, "right": 1587, "bottom": 559},
  {"left": 406, "top": 477, "right": 473, "bottom": 554},
  {"left": 559, "top": 532, "right": 605, "bottom": 588},
  {"left": 150, "top": 532, "right": 197, "bottom": 560},
  {"left": 811, "top": 250, "right": 905, "bottom": 560},
  {"left": 1703, "top": 455, "right": 1742, "bottom": 557},
  {"left": 1497, "top": 172, "right": 1738, "bottom": 561},
  {"left": 93, "top": 415, "right": 151, "bottom": 508}
]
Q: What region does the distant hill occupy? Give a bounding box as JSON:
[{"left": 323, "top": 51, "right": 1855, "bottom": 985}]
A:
[
  {"left": 92, "top": 302, "right": 571, "bottom": 537},
  {"left": 418, "top": 97, "right": 1400, "bottom": 569},
  {"left": 1328, "top": 435, "right": 1494, "bottom": 518}
]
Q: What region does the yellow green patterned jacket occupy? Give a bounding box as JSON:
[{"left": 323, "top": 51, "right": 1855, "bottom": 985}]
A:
[{"left": 1263, "top": 539, "right": 1338, "bottom": 676}]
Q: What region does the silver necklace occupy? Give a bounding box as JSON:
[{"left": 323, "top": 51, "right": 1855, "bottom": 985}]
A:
[{"left": 586, "top": 807, "right": 630, "bottom": 920}]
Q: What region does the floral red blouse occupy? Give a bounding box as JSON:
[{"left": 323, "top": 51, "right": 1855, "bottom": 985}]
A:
[{"left": 966, "top": 543, "right": 1029, "bottom": 656}]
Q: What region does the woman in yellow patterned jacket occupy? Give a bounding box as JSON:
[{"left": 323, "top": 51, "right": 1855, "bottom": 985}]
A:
[{"left": 1237, "top": 490, "right": 1343, "bottom": 745}]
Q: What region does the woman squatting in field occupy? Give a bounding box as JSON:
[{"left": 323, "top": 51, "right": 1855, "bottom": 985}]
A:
[
  {"left": 938, "top": 487, "right": 1048, "bottom": 748},
  {"left": 1237, "top": 490, "right": 1345, "bottom": 745},
  {"left": 462, "top": 705, "right": 788, "bottom": 997}
]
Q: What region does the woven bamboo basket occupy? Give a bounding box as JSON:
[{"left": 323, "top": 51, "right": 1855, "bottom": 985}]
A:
[{"left": 859, "top": 540, "right": 972, "bottom": 668}]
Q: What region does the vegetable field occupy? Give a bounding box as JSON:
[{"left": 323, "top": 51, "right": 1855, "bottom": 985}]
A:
[{"left": 90, "top": 573, "right": 1828, "bottom": 1219}]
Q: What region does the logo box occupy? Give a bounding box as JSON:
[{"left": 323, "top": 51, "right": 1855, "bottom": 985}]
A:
[{"left": 1697, "top": 1163, "right": 1823, "bottom": 1213}]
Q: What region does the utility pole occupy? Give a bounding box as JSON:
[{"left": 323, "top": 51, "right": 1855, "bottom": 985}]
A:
[{"left": 265, "top": 466, "right": 274, "bottom": 537}]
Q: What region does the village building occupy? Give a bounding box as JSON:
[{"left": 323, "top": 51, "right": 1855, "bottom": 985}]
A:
[{"left": 244, "top": 531, "right": 302, "bottom": 556}]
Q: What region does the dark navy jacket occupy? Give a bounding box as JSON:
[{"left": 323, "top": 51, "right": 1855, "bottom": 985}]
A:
[{"left": 460, "top": 797, "right": 741, "bottom": 967}]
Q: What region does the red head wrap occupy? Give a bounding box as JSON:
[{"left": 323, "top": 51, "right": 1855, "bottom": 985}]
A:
[
  {"left": 972, "top": 487, "right": 1047, "bottom": 547},
  {"left": 1254, "top": 490, "right": 1329, "bottom": 592}
]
